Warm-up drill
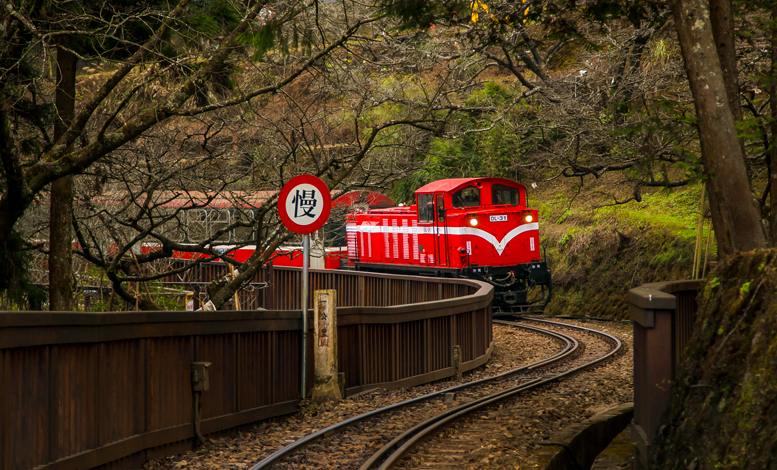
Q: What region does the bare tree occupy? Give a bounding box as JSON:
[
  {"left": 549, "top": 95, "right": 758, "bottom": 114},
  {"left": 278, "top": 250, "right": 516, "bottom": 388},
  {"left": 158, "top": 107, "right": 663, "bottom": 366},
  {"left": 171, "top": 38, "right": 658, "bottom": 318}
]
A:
[
  {"left": 428, "top": 3, "right": 697, "bottom": 201},
  {"left": 3, "top": 0, "right": 482, "bottom": 309}
]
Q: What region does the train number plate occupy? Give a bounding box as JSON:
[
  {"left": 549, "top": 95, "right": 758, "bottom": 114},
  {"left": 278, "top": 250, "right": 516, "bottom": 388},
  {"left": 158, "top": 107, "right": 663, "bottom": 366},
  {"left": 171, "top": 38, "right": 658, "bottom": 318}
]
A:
[{"left": 489, "top": 215, "right": 507, "bottom": 222}]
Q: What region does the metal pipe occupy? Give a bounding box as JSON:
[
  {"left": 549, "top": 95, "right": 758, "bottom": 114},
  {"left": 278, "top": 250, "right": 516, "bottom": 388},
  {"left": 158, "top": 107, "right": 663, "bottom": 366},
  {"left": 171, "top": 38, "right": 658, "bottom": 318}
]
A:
[
  {"left": 301, "top": 234, "right": 310, "bottom": 399},
  {"left": 193, "top": 391, "right": 205, "bottom": 446}
]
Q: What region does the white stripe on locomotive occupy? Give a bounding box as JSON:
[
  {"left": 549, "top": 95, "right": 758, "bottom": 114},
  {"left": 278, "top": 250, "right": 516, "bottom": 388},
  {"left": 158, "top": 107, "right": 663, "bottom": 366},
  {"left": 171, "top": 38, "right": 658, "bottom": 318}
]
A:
[{"left": 347, "top": 222, "right": 540, "bottom": 256}]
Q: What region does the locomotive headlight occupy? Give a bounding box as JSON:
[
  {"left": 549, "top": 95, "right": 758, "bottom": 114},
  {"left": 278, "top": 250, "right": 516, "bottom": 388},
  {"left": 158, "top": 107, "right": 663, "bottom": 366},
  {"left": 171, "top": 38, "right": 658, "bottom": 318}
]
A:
[
  {"left": 525, "top": 215, "right": 534, "bottom": 223},
  {"left": 469, "top": 217, "right": 479, "bottom": 227}
]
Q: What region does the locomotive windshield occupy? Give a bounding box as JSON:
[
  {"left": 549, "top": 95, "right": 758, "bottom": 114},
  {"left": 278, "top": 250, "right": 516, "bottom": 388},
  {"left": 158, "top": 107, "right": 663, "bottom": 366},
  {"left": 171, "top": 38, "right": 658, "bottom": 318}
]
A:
[
  {"left": 492, "top": 184, "right": 520, "bottom": 206},
  {"left": 451, "top": 187, "right": 480, "bottom": 208},
  {"left": 417, "top": 194, "right": 434, "bottom": 222}
]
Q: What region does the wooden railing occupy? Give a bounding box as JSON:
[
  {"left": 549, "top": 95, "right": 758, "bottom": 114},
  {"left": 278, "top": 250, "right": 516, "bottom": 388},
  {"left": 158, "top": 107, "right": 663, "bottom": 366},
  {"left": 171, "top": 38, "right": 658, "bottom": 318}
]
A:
[
  {"left": 1, "top": 267, "right": 493, "bottom": 470},
  {"left": 628, "top": 280, "right": 704, "bottom": 470}
]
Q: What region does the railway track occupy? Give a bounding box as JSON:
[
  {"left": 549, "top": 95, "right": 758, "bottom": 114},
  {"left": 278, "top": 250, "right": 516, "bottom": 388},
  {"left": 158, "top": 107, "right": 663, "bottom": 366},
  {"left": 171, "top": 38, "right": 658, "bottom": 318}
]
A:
[{"left": 248, "top": 318, "right": 623, "bottom": 470}]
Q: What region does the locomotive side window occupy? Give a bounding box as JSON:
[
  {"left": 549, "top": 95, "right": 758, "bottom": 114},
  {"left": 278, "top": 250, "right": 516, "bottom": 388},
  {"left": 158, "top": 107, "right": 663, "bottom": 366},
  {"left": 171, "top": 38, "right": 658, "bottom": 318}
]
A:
[
  {"left": 451, "top": 187, "right": 480, "bottom": 208},
  {"left": 437, "top": 196, "right": 445, "bottom": 222},
  {"left": 492, "top": 184, "right": 520, "bottom": 206},
  {"left": 417, "top": 194, "right": 433, "bottom": 223}
]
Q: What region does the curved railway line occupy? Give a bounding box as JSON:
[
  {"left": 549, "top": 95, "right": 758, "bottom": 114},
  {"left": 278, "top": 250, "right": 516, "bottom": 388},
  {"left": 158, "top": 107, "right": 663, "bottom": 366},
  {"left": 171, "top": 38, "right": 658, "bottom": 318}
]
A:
[{"left": 247, "top": 318, "right": 624, "bottom": 470}]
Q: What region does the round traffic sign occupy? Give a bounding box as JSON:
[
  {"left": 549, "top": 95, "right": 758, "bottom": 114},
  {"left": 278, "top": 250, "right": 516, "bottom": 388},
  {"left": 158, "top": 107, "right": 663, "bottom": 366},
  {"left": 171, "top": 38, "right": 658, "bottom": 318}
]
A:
[{"left": 278, "top": 175, "right": 332, "bottom": 234}]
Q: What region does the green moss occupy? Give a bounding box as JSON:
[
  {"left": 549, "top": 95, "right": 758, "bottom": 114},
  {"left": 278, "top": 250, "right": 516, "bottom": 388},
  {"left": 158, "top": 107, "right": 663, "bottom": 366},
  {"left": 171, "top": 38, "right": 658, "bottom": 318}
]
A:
[{"left": 739, "top": 280, "right": 753, "bottom": 297}]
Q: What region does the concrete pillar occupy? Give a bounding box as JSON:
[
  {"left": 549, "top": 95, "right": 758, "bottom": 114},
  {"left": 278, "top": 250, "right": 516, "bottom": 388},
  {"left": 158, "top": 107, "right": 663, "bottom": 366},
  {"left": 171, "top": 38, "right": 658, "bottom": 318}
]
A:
[
  {"left": 311, "top": 290, "right": 342, "bottom": 402},
  {"left": 452, "top": 345, "right": 462, "bottom": 381}
]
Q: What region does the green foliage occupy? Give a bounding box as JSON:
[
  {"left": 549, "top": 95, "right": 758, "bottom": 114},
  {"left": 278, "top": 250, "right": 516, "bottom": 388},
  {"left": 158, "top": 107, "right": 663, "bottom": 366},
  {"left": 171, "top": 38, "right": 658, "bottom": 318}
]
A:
[
  {"left": 86, "top": 300, "right": 122, "bottom": 312},
  {"left": 390, "top": 81, "right": 534, "bottom": 199},
  {"left": 241, "top": 23, "right": 283, "bottom": 61},
  {"left": 576, "top": 0, "right": 668, "bottom": 28},
  {"left": 559, "top": 232, "right": 573, "bottom": 247},
  {"left": 651, "top": 39, "right": 671, "bottom": 63},
  {"left": 739, "top": 280, "right": 753, "bottom": 298},
  {"left": 378, "top": 0, "right": 468, "bottom": 29},
  {"left": 84, "top": 283, "right": 187, "bottom": 312},
  {"left": 389, "top": 134, "right": 481, "bottom": 203},
  {"left": 187, "top": 0, "right": 243, "bottom": 37},
  {"left": 536, "top": 181, "right": 703, "bottom": 319},
  {"left": 466, "top": 81, "right": 514, "bottom": 107},
  {"left": 651, "top": 246, "right": 679, "bottom": 267}
]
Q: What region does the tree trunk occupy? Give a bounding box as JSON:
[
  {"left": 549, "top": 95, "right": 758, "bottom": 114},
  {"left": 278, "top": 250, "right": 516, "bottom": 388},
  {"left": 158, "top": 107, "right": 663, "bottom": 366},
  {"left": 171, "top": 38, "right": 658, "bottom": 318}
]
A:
[
  {"left": 670, "top": 0, "right": 767, "bottom": 256},
  {"left": 708, "top": 0, "right": 746, "bottom": 255},
  {"left": 49, "top": 38, "right": 76, "bottom": 311},
  {"left": 771, "top": 2, "right": 777, "bottom": 243},
  {"left": 710, "top": 0, "right": 741, "bottom": 122}
]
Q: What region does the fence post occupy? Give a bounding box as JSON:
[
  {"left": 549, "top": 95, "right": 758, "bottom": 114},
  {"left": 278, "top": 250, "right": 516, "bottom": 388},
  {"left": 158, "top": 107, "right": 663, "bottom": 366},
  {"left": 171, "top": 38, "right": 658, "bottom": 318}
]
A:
[
  {"left": 311, "top": 290, "right": 342, "bottom": 402},
  {"left": 628, "top": 281, "right": 703, "bottom": 470},
  {"left": 629, "top": 285, "right": 675, "bottom": 470},
  {"left": 452, "top": 345, "right": 462, "bottom": 381},
  {"left": 266, "top": 262, "right": 274, "bottom": 309}
]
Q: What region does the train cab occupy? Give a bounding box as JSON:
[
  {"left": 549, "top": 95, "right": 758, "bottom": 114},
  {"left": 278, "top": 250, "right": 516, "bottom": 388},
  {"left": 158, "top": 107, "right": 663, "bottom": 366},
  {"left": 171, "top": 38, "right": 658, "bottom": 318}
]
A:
[{"left": 346, "top": 178, "right": 552, "bottom": 309}]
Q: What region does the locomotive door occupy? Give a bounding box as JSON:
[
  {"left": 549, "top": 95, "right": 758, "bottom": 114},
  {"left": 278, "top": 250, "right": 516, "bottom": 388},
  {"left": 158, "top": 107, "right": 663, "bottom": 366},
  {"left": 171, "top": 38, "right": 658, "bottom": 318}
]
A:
[{"left": 434, "top": 194, "right": 448, "bottom": 266}]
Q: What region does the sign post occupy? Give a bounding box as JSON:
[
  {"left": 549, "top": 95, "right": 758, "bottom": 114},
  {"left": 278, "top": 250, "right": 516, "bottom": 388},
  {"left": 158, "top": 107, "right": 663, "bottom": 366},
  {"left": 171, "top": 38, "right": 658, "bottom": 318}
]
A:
[{"left": 278, "top": 175, "right": 332, "bottom": 399}]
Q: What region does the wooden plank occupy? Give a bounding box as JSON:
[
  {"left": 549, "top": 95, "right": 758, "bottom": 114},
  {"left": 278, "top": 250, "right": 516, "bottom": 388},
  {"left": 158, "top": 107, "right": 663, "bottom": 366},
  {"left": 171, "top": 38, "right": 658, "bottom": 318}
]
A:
[
  {"left": 0, "top": 317, "right": 302, "bottom": 349},
  {"left": 48, "top": 345, "right": 58, "bottom": 464}
]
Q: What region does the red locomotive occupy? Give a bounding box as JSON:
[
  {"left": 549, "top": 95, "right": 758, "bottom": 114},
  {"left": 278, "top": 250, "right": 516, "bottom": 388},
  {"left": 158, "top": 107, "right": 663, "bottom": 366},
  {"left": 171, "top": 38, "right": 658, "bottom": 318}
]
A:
[{"left": 345, "top": 177, "right": 552, "bottom": 310}]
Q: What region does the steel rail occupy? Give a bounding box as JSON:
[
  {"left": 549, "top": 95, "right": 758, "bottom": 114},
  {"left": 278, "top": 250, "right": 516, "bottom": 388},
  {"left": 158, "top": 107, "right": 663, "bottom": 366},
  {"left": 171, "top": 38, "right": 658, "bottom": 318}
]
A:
[
  {"left": 361, "top": 319, "right": 622, "bottom": 470},
  {"left": 247, "top": 323, "right": 578, "bottom": 470}
]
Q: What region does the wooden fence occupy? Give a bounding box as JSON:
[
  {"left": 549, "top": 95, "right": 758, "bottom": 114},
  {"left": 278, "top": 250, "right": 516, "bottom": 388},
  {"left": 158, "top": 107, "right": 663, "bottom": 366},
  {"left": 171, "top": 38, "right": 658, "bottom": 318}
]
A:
[
  {"left": 1, "top": 267, "right": 493, "bottom": 470},
  {"left": 629, "top": 280, "right": 704, "bottom": 470}
]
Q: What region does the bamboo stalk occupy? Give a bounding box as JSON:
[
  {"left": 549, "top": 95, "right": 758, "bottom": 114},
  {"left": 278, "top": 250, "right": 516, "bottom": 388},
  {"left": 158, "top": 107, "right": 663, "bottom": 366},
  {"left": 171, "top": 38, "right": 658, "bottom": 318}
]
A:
[
  {"left": 702, "top": 219, "right": 713, "bottom": 278},
  {"left": 693, "top": 185, "right": 706, "bottom": 279}
]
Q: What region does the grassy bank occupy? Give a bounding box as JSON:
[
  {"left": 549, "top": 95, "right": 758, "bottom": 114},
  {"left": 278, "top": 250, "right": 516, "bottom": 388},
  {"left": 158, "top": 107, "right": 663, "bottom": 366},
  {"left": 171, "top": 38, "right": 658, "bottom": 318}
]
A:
[{"left": 532, "top": 184, "right": 713, "bottom": 319}]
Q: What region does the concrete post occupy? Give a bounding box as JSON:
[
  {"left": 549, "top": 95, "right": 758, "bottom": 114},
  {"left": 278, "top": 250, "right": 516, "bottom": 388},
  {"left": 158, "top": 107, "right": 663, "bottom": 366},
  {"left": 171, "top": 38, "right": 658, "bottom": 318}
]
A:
[
  {"left": 311, "top": 290, "right": 342, "bottom": 402},
  {"left": 452, "top": 345, "right": 462, "bottom": 381}
]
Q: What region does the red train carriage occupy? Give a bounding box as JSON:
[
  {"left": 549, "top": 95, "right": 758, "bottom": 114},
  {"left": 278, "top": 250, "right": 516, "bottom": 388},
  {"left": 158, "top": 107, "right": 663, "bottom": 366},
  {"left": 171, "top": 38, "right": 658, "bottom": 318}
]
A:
[
  {"left": 145, "top": 189, "right": 392, "bottom": 268},
  {"left": 345, "top": 177, "right": 552, "bottom": 310}
]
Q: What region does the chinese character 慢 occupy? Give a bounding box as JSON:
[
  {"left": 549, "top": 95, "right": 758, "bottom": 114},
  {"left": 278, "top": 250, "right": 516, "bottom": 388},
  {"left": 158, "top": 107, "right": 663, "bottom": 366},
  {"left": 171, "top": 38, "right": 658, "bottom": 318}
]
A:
[{"left": 292, "top": 189, "right": 318, "bottom": 218}]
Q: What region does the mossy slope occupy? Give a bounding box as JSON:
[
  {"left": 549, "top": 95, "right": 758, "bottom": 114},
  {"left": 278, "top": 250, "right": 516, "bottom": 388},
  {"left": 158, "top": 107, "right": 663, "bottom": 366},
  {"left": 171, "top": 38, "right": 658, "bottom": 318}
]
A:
[
  {"left": 539, "top": 215, "right": 696, "bottom": 319},
  {"left": 651, "top": 249, "right": 777, "bottom": 470}
]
